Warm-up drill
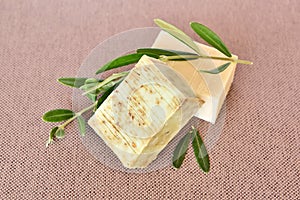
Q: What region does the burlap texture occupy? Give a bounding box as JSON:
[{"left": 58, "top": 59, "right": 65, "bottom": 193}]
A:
[{"left": 0, "top": 0, "right": 299, "bottom": 199}]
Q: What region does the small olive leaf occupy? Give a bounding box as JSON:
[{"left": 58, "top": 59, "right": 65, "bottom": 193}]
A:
[
  {"left": 83, "top": 71, "right": 128, "bottom": 96},
  {"left": 80, "top": 82, "right": 98, "bottom": 91},
  {"left": 96, "top": 53, "right": 144, "bottom": 74},
  {"left": 55, "top": 128, "right": 65, "bottom": 139},
  {"left": 190, "top": 22, "right": 232, "bottom": 57},
  {"left": 172, "top": 131, "right": 193, "bottom": 169},
  {"left": 86, "top": 93, "right": 98, "bottom": 102},
  {"left": 85, "top": 78, "right": 101, "bottom": 84},
  {"left": 58, "top": 78, "right": 88, "bottom": 88},
  {"left": 77, "top": 116, "right": 86, "bottom": 136},
  {"left": 192, "top": 127, "right": 210, "bottom": 173},
  {"left": 79, "top": 81, "right": 100, "bottom": 102},
  {"left": 50, "top": 127, "right": 58, "bottom": 138},
  {"left": 154, "top": 19, "right": 202, "bottom": 55},
  {"left": 101, "top": 79, "right": 120, "bottom": 90},
  {"left": 42, "top": 109, "right": 75, "bottom": 122},
  {"left": 95, "top": 85, "right": 116, "bottom": 110},
  {"left": 46, "top": 126, "right": 59, "bottom": 147},
  {"left": 137, "top": 48, "right": 199, "bottom": 60},
  {"left": 81, "top": 81, "right": 109, "bottom": 102},
  {"left": 81, "top": 88, "right": 103, "bottom": 101},
  {"left": 199, "top": 62, "right": 231, "bottom": 74}
]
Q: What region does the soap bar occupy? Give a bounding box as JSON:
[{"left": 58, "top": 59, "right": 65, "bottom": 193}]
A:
[
  {"left": 88, "top": 55, "right": 202, "bottom": 168},
  {"left": 152, "top": 31, "right": 237, "bottom": 123}
]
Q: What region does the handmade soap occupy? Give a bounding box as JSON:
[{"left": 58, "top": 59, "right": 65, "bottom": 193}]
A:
[
  {"left": 152, "top": 31, "right": 237, "bottom": 123},
  {"left": 88, "top": 55, "right": 202, "bottom": 168}
]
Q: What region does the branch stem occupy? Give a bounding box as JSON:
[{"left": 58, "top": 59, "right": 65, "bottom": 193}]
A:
[
  {"left": 59, "top": 102, "right": 97, "bottom": 129},
  {"left": 160, "top": 55, "right": 253, "bottom": 65}
]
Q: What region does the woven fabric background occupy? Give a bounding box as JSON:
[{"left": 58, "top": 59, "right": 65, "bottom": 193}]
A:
[{"left": 0, "top": 0, "right": 299, "bottom": 199}]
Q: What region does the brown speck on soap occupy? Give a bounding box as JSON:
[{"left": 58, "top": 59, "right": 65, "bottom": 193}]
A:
[
  {"left": 156, "top": 98, "right": 160, "bottom": 105},
  {"left": 138, "top": 108, "right": 146, "bottom": 117},
  {"left": 132, "top": 142, "right": 136, "bottom": 148},
  {"left": 198, "top": 98, "right": 205, "bottom": 105}
]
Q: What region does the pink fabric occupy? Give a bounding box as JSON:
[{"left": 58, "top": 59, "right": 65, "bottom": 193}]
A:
[{"left": 0, "top": 0, "right": 299, "bottom": 199}]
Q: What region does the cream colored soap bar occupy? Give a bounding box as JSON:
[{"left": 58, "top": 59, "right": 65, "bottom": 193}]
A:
[
  {"left": 88, "top": 55, "right": 202, "bottom": 168},
  {"left": 152, "top": 31, "right": 237, "bottom": 123}
]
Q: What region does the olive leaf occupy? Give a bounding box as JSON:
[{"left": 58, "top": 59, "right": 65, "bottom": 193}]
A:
[
  {"left": 190, "top": 22, "right": 232, "bottom": 57},
  {"left": 46, "top": 126, "right": 59, "bottom": 147},
  {"left": 58, "top": 78, "right": 88, "bottom": 88},
  {"left": 172, "top": 131, "right": 193, "bottom": 169},
  {"left": 85, "top": 78, "right": 102, "bottom": 84},
  {"left": 80, "top": 84, "right": 97, "bottom": 91},
  {"left": 55, "top": 128, "right": 65, "bottom": 139},
  {"left": 192, "top": 127, "right": 210, "bottom": 173},
  {"left": 77, "top": 116, "right": 86, "bottom": 136},
  {"left": 42, "top": 109, "right": 75, "bottom": 122},
  {"left": 83, "top": 71, "right": 128, "bottom": 95},
  {"left": 80, "top": 83, "right": 100, "bottom": 93},
  {"left": 154, "top": 19, "right": 201, "bottom": 55},
  {"left": 80, "top": 78, "right": 104, "bottom": 102},
  {"left": 96, "top": 53, "right": 144, "bottom": 74},
  {"left": 101, "top": 79, "right": 121, "bottom": 90},
  {"left": 80, "top": 78, "right": 102, "bottom": 90},
  {"left": 86, "top": 93, "right": 98, "bottom": 102},
  {"left": 199, "top": 62, "right": 231, "bottom": 74}
]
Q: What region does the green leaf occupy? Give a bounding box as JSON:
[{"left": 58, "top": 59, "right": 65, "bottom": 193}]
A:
[
  {"left": 81, "top": 77, "right": 122, "bottom": 102},
  {"left": 172, "top": 131, "right": 193, "bottom": 169},
  {"left": 190, "top": 22, "right": 232, "bottom": 57},
  {"left": 137, "top": 48, "right": 198, "bottom": 60},
  {"left": 101, "top": 79, "right": 121, "bottom": 90},
  {"left": 50, "top": 127, "right": 58, "bottom": 138},
  {"left": 85, "top": 78, "right": 101, "bottom": 84},
  {"left": 58, "top": 78, "right": 88, "bottom": 88},
  {"left": 42, "top": 109, "right": 75, "bottom": 122},
  {"left": 80, "top": 78, "right": 104, "bottom": 102},
  {"left": 192, "top": 127, "right": 210, "bottom": 173},
  {"left": 55, "top": 128, "right": 65, "bottom": 139},
  {"left": 77, "top": 116, "right": 86, "bottom": 136},
  {"left": 96, "top": 53, "right": 144, "bottom": 74},
  {"left": 83, "top": 71, "right": 128, "bottom": 96},
  {"left": 46, "top": 126, "right": 59, "bottom": 147},
  {"left": 80, "top": 78, "right": 102, "bottom": 90},
  {"left": 154, "top": 19, "right": 201, "bottom": 55},
  {"left": 80, "top": 83, "right": 99, "bottom": 91},
  {"left": 86, "top": 93, "right": 98, "bottom": 102},
  {"left": 95, "top": 85, "right": 116, "bottom": 110},
  {"left": 199, "top": 62, "right": 231, "bottom": 74}
]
